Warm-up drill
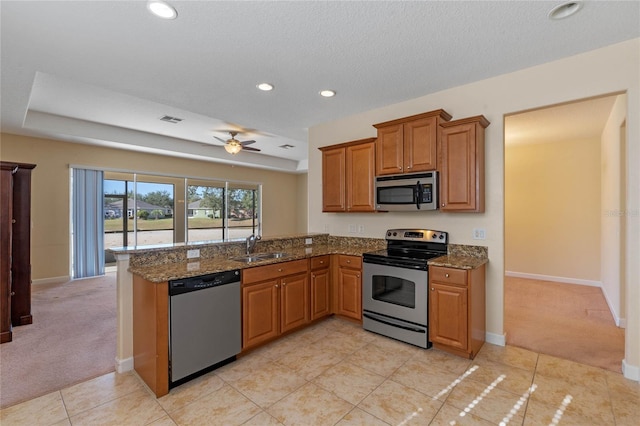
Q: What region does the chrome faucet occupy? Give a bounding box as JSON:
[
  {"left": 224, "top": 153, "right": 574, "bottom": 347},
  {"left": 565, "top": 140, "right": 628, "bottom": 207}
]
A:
[{"left": 246, "top": 234, "right": 261, "bottom": 255}]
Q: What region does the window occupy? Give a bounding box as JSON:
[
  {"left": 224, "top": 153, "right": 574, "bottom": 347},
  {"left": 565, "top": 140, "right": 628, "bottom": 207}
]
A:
[{"left": 102, "top": 172, "right": 261, "bottom": 257}]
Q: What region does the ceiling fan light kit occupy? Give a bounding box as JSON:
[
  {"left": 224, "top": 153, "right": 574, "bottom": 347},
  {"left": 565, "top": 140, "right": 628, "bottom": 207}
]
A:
[
  {"left": 215, "top": 131, "right": 261, "bottom": 154},
  {"left": 147, "top": 0, "right": 178, "bottom": 19}
]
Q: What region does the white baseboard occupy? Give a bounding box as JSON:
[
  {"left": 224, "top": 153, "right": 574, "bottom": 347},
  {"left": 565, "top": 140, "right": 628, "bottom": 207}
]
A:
[
  {"left": 600, "top": 285, "right": 625, "bottom": 328},
  {"left": 486, "top": 332, "right": 506, "bottom": 346},
  {"left": 32, "top": 276, "right": 70, "bottom": 285},
  {"left": 116, "top": 356, "right": 134, "bottom": 373},
  {"left": 505, "top": 271, "right": 601, "bottom": 287},
  {"left": 622, "top": 359, "right": 640, "bottom": 382}
]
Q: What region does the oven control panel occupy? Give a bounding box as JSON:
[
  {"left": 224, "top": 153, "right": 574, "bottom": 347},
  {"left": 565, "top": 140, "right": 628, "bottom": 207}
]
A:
[{"left": 385, "top": 229, "right": 448, "bottom": 244}]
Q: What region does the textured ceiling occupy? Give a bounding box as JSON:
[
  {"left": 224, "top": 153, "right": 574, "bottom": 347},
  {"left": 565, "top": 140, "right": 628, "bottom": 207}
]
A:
[{"left": 1, "top": 1, "right": 638, "bottom": 172}]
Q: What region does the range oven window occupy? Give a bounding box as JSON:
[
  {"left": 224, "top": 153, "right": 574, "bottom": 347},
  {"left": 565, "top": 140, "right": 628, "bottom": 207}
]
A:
[{"left": 371, "top": 275, "right": 415, "bottom": 309}]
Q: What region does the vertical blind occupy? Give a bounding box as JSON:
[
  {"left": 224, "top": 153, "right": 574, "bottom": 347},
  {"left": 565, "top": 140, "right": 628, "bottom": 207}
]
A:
[{"left": 72, "top": 168, "right": 105, "bottom": 278}]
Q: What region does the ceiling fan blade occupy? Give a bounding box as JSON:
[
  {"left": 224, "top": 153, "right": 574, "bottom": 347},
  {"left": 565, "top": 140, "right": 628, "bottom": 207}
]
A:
[
  {"left": 213, "top": 136, "right": 227, "bottom": 143},
  {"left": 240, "top": 140, "right": 256, "bottom": 146},
  {"left": 242, "top": 146, "right": 261, "bottom": 152}
]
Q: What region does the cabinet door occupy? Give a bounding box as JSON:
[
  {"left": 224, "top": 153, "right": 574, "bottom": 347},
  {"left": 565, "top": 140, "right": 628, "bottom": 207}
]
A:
[
  {"left": 346, "top": 141, "right": 375, "bottom": 212},
  {"left": 0, "top": 168, "right": 13, "bottom": 343},
  {"left": 429, "top": 283, "right": 468, "bottom": 350},
  {"left": 376, "top": 124, "right": 404, "bottom": 175},
  {"left": 321, "top": 147, "right": 346, "bottom": 212},
  {"left": 280, "top": 272, "right": 310, "bottom": 333},
  {"left": 337, "top": 267, "right": 362, "bottom": 320},
  {"left": 242, "top": 279, "right": 279, "bottom": 349},
  {"left": 439, "top": 122, "right": 484, "bottom": 212},
  {"left": 404, "top": 116, "right": 437, "bottom": 172},
  {"left": 310, "top": 267, "right": 330, "bottom": 320}
]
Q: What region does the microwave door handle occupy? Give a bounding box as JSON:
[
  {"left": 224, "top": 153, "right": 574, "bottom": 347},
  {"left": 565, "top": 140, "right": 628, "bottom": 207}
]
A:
[{"left": 415, "top": 181, "right": 421, "bottom": 210}]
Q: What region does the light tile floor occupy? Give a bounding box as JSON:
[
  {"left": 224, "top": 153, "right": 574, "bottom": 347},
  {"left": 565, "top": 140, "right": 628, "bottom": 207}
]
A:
[{"left": 2, "top": 317, "right": 639, "bottom": 425}]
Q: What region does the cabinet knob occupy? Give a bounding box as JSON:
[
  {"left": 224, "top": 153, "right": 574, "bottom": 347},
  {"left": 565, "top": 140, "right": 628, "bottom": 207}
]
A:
[
  {"left": 445, "top": 273, "right": 450, "bottom": 278},
  {"left": 282, "top": 282, "right": 286, "bottom": 286},
  {"left": 431, "top": 288, "right": 434, "bottom": 291},
  {"left": 10, "top": 291, "right": 15, "bottom": 296},
  {"left": 357, "top": 274, "right": 360, "bottom": 278},
  {"left": 407, "top": 165, "right": 412, "bottom": 169},
  {"left": 278, "top": 268, "right": 283, "bottom": 272},
  {"left": 275, "top": 284, "right": 279, "bottom": 288},
  {"left": 441, "top": 203, "right": 445, "bottom": 207},
  {"left": 398, "top": 166, "right": 402, "bottom": 170},
  {"left": 320, "top": 261, "right": 324, "bottom": 264},
  {"left": 312, "top": 274, "right": 315, "bottom": 278},
  {"left": 12, "top": 219, "right": 16, "bottom": 224},
  {"left": 346, "top": 260, "right": 350, "bottom": 264}
]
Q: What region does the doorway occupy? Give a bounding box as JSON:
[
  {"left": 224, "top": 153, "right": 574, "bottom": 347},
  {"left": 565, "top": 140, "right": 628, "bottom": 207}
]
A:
[{"left": 503, "top": 93, "right": 627, "bottom": 371}]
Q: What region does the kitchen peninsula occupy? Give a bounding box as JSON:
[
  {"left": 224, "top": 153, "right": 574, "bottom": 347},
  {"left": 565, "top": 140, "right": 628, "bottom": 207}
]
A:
[
  {"left": 111, "top": 233, "right": 487, "bottom": 397},
  {"left": 109, "top": 234, "right": 386, "bottom": 389}
]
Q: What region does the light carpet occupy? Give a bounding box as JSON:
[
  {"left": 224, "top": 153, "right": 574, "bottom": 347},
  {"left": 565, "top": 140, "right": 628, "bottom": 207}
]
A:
[
  {"left": 505, "top": 276, "right": 625, "bottom": 373},
  {"left": 0, "top": 273, "right": 116, "bottom": 409}
]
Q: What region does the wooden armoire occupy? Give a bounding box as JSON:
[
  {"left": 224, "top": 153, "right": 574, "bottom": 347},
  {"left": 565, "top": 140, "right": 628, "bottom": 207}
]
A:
[{"left": 1, "top": 161, "right": 36, "bottom": 343}]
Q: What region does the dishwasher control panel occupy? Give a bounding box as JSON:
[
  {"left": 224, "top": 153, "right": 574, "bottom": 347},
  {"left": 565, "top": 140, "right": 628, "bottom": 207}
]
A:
[{"left": 169, "top": 270, "right": 240, "bottom": 295}]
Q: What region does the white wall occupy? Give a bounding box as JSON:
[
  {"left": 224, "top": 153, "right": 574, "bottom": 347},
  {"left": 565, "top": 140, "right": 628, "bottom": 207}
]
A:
[
  {"left": 308, "top": 39, "right": 640, "bottom": 379},
  {"left": 505, "top": 137, "right": 601, "bottom": 283},
  {"left": 601, "top": 94, "right": 628, "bottom": 326}
]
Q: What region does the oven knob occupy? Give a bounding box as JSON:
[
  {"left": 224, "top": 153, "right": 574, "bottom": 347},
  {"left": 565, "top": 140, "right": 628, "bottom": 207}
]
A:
[
  {"left": 439, "top": 234, "right": 444, "bottom": 239},
  {"left": 432, "top": 234, "right": 437, "bottom": 239},
  {"left": 392, "top": 232, "right": 397, "bottom": 236},
  {"left": 387, "top": 232, "right": 392, "bottom": 237}
]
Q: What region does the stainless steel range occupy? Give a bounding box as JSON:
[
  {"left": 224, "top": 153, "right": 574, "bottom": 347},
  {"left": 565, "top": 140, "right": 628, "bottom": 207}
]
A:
[{"left": 362, "top": 228, "right": 448, "bottom": 348}]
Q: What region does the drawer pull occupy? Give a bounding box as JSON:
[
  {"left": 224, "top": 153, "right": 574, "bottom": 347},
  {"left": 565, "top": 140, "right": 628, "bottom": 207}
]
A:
[
  {"left": 346, "top": 260, "right": 351, "bottom": 264},
  {"left": 445, "top": 273, "right": 450, "bottom": 278},
  {"left": 431, "top": 288, "right": 434, "bottom": 291},
  {"left": 275, "top": 284, "right": 279, "bottom": 288},
  {"left": 278, "top": 268, "right": 283, "bottom": 272}
]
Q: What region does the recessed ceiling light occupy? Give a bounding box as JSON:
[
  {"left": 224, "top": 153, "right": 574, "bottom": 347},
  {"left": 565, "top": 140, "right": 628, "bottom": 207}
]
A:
[
  {"left": 319, "top": 90, "right": 336, "bottom": 98},
  {"left": 257, "top": 83, "right": 274, "bottom": 91},
  {"left": 147, "top": 1, "right": 178, "bottom": 20},
  {"left": 548, "top": 1, "right": 583, "bottom": 20}
]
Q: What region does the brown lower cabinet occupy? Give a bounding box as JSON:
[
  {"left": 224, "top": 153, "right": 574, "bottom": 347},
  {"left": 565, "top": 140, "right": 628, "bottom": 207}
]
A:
[
  {"left": 428, "top": 264, "right": 486, "bottom": 359},
  {"left": 333, "top": 255, "right": 362, "bottom": 321},
  {"left": 310, "top": 255, "right": 331, "bottom": 320},
  {"left": 132, "top": 274, "right": 169, "bottom": 397},
  {"left": 242, "top": 259, "right": 310, "bottom": 350}
]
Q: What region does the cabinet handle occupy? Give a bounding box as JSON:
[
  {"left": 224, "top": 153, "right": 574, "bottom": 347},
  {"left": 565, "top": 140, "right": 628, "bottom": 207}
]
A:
[{"left": 445, "top": 273, "right": 450, "bottom": 278}]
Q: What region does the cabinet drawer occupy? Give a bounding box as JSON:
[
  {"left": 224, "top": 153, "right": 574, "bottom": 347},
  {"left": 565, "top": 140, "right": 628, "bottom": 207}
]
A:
[
  {"left": 430, "top": 266, "right": 467, "bottom": 286},
  {"left": 310, "top": 255, "right": 330, "bottom": 270},
  {"left": 337, "top": 255, "right": 362, "bottom": 269},
  {"left": 243, "top": 259, "right": 308, "bottom": 285}
]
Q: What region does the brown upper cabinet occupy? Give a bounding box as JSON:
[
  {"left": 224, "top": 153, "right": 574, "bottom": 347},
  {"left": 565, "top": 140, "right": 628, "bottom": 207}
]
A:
[
  {"left": 438, "top": 115, "right": 490, "bottom": 212},
  {"left": 319, "top": 138, "right": 376, "bottom": 212},
  {"left": 373, "top": 110, "right": 452, "bottom": 176}
]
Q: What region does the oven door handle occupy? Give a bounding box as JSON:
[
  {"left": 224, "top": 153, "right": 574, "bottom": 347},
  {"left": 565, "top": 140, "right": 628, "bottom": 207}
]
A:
[
  {"left": 415, "top": 181, "right": 422, "bottom": 210},
  {"left": 363, "top": 312, "right": 426, "bottom": 333}
]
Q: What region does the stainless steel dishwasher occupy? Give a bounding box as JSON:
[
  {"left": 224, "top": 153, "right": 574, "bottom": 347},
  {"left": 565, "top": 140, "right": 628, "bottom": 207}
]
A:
[{"left": 168, "top": 269, "right": 241, "bottom": 387}]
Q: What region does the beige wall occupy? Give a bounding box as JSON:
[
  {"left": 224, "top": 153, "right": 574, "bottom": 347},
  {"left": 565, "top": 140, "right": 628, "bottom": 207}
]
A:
[
  {"left": 296, "top": 173, "right": 309, "bottom": 233},
  {"left": 601, "top": 94, "right": 628, "bottom": 325},
  {"left": 505, "top": 138, "right": 601, "bottom": 281},
  {"left": 0, "top": 133, "right": 304, "bottom": 280},
  {"left": 308, "top": 39, "right": 640, "bottom": 378}
]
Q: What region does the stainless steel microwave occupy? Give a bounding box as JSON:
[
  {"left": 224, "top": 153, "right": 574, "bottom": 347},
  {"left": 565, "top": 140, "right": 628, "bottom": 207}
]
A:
[{"left": 375, "top": 172, "right": 438, "bottom": 211}]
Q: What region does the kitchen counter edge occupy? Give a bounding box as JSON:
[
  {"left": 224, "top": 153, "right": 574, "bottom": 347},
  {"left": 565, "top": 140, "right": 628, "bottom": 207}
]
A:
[{"left": 427, "top": 255, "right": 488, "bottom": 270}]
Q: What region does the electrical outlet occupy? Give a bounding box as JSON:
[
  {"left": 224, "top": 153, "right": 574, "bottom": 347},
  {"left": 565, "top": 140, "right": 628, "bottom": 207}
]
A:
[
  {"left": 348, "top": 224, "right": 357, "bottom": 233},
  {"left": 305, "top": 238, "right": 313, "bottom": 245},
  {"left": 358, "top": 225, "right": 365, "bottom": 234},
  {"left": 187, "top": 249, "right": 200, "bottom": 259},
  {"left": 323, "top": 224, "right": 330, "bottom": 232},
  {"left": 473, "top": 228, "right": 486, "bottom": 240}
]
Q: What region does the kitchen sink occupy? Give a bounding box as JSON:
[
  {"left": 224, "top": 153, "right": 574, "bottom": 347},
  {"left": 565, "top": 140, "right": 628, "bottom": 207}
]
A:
[{"left": 231, "top": 252, "right": 289, "bottom": 263}]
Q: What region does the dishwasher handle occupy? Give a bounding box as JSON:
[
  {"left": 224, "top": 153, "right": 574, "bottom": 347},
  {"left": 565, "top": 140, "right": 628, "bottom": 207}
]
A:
[{"left": 169, "top": 270, "right": 240, "bottom": 295}]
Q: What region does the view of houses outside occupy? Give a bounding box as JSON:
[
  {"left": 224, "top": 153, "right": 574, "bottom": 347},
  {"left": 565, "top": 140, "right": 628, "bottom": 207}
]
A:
[{"left": 104, "top": 179, "right": 260, "bottom": 262}]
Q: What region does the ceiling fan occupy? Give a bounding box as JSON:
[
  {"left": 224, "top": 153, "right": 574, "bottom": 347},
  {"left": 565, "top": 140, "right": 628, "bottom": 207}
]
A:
[{"left": 214, "top": 131, "right": 260, "bottom": 155}]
